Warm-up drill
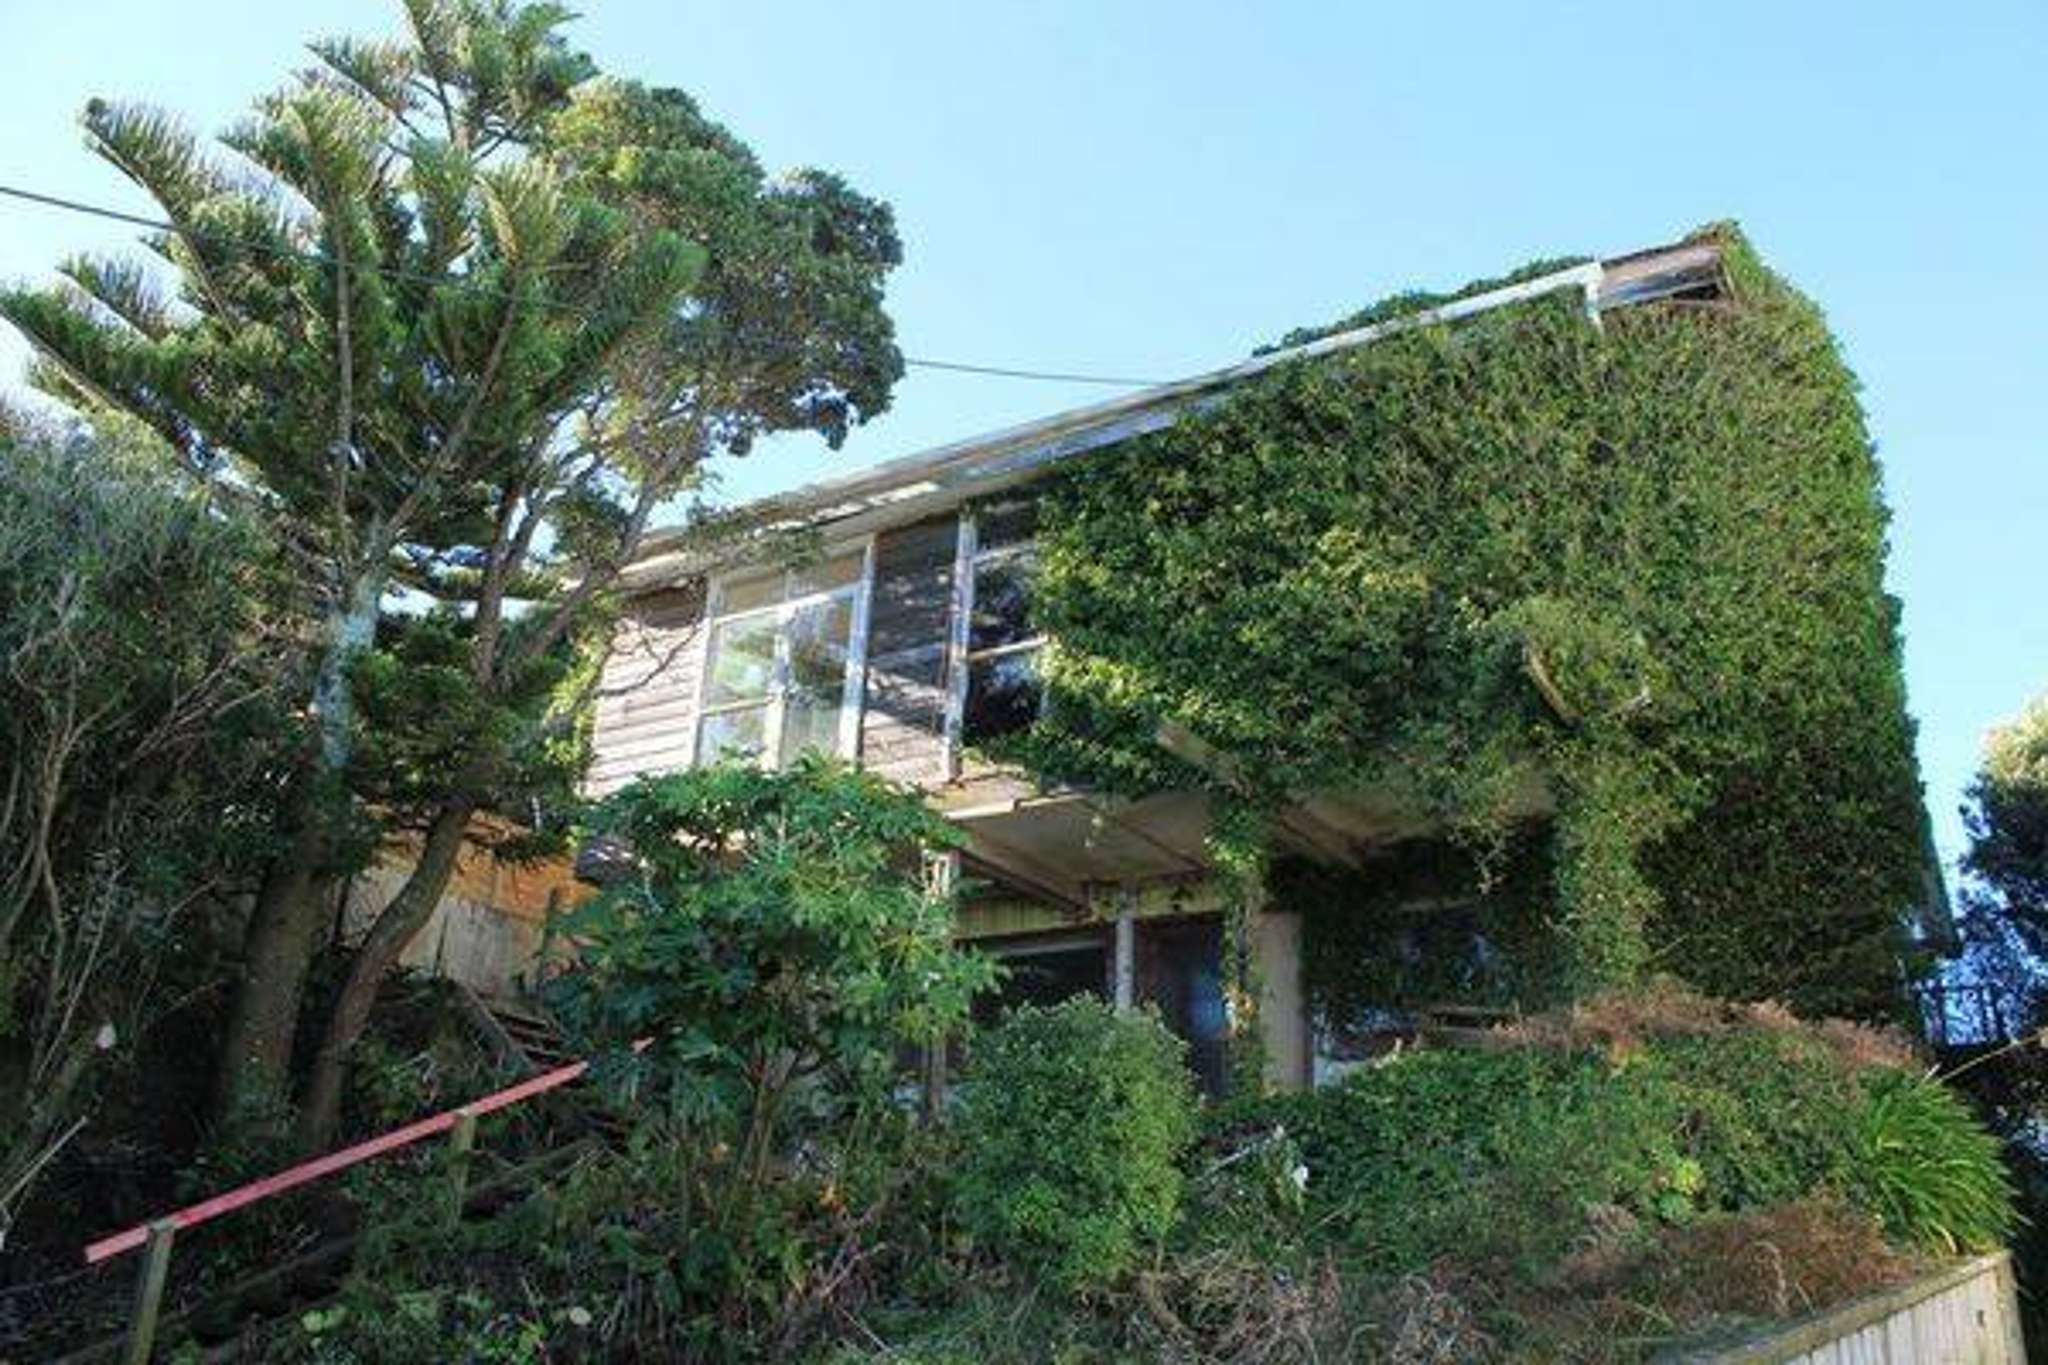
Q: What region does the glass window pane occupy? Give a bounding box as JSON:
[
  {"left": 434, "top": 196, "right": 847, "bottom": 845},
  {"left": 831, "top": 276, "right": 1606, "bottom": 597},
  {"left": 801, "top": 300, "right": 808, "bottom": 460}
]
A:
[
  {"left": 975, "top": 501, "right": 1037, "bottom": 554},
  {"left": 790, "top": 550, "right": 863, "bottom": 597},
  {"left": 969, "top": 553, "right": 1039, "bottom": 653},
  {"left": 964, "top": 648, "right": 1042, "bottom": 743},
  {"left": 719, "top": 570, "right": 782, "bottom": 616},
  {"left": 706, "top": 615, "right": 777, "bottom": 705},
  {"left": 779, "top": 694, "right": 844, "bottom": 765},
  {"left": 972, "top": 941, "right": 1108, "bottom": 1028},
  {"left": 698, "top": 705, "right": 767, "bottom": 763},
  {"left": 787, "top": 596, "right": 854, "bottom": 694}
]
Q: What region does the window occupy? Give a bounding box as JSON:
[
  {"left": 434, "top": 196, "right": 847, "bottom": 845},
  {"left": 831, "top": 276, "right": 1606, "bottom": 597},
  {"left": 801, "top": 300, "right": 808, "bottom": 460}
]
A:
[
  {"left": 697, "top": 546, "right": 869, "bottom": 767},
  {"left": 961, "top": 504, "right": 1045, "bottom": 744},
  {"left": 970, "top": 933, "right": 1109, "bottom": 1028}
]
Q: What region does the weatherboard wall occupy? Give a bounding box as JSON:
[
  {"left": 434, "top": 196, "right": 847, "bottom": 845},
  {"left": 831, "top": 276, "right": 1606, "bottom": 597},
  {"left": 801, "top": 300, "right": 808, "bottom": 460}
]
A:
[
  {"left": 586, "top": 516, "right": 977, "bottom": 797},
  {"left": 586, "top": 583, "right": 709, "bottom": 798}
]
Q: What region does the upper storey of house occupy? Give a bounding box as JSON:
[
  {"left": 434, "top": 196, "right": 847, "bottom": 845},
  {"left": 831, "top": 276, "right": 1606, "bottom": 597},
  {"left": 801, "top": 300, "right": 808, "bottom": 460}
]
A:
[{"left": 584, "top": 237, "right": 1727, "bottom": 904}]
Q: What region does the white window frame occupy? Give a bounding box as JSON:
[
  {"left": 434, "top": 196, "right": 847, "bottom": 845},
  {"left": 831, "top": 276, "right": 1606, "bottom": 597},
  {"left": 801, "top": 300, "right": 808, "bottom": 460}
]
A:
[{"left": 692, "top": 536, "right": 875, "bottom": 769}]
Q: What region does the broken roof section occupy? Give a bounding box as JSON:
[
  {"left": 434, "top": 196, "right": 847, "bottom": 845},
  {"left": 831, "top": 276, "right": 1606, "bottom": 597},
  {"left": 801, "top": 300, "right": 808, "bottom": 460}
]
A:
[{"left": 621, "top": 234, "right": 1726, "bottom": 591}]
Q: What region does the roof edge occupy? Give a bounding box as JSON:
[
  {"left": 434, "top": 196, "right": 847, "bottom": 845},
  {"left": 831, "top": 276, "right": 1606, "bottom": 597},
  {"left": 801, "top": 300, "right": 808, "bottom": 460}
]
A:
[{"left": 624, "top": 235, "right": 1723, "bottom": 589}]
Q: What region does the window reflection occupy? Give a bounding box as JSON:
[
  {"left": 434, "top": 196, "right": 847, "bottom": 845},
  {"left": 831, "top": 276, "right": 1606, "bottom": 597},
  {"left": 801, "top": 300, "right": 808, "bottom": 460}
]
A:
[
  {"left": 697, "top": 551, "right": 864, "bottom": 768},
  {"left": 963, "top": 508, "right": 1046, "bottom": 745},
  {"left": 964, "top": 650, "right": 1042, "bottom": 743}
]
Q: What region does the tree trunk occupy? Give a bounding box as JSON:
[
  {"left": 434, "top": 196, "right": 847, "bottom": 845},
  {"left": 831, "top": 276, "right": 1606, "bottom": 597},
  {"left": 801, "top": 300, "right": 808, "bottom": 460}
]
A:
[
  {"left": 213, "top": 816, "right": 339, "bottom": 1116},
  {"left": 296, "top": 792, "right": 477, "bottom": 1149},
  {"left": 312, "top": 564, "right": 386, "bottom": 771},
  {"left": 215, "top": 563, "right": 386, "bottom": 1121}
]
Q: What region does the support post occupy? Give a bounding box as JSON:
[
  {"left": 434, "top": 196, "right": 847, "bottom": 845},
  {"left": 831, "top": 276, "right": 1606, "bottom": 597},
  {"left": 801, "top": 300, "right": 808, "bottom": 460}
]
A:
[
  {"left": 1113, "top": 906, "right": 1136, "bottom": 1013},
  {"left": 124, "top": 1218, "right": 177, "bottom": 1365},
  {"left": 1252, "top": 909, "right": 1311, "bottom": 1091},
  {"left": 921, "top": 1040, "right": 949, "bottom": 1125},
  {"left": 447, "top": 1106, "right": 478, "bottom": 1223},
  {"left": 922, "top": 850, "right": 962, "bottom": 1124}
]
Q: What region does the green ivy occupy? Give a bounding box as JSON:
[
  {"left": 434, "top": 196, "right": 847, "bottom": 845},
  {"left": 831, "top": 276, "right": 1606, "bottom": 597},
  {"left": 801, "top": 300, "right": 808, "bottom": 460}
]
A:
[
  {"left": 1007, "top": 223, "right": 1927, "bottom": 1017},
  {"left": 1286, "top": 827, "right": 1564, "bottom": 1021}
]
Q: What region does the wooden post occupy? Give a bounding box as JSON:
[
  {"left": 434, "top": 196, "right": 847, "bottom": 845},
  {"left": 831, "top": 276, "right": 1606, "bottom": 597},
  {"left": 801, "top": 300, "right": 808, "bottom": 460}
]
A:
[
  {"left": 923, "top": 849, "right": 961, "bottom": 1124},
  {"left": 921, "top": 1039, "right": 949, "bottom": 1125},
  {"left": 1113, "top": 906, "right": 1136, "bottom": 1013},
  {"left": 446, "top": 1107, "right": 478, "bottom": 1222},
  {"left": 124, "top": 1218, "right": 177, "bottom": 1365}
]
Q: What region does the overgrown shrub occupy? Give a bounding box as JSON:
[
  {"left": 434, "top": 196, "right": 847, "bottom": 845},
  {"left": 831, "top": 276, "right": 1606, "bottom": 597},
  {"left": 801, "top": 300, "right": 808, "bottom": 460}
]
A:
[
  {"left": 547, "top": 758, "right": 995, "bottom": 1152},
  {"left": 1572, "top": 1195, "right": 1918, "bottom": 1322},
  {"left": 532, "top": 759, "right": 996, "bottom": 1349},
  {"left": 1215, "top": 998, "right": 2006, "bottom": 1279},
  {"left": 253, "top": 1108, "right": 951, "bottom": 1363},
  {"left": 952, "top": 998, "right": 1198, "bottom": 1292},
  {"left": 0, "top": 417, "right": 291, "bottom": 1250},
  {"left": 1529, "top": 1195, "right": 1920, "bottom": 1360}
]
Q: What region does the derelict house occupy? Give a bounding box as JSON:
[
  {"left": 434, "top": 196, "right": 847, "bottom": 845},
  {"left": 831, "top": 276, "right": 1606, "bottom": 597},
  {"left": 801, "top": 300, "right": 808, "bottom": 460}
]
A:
[{"left": 576, "top": 234, "right": 1744, "bottom": 1094}]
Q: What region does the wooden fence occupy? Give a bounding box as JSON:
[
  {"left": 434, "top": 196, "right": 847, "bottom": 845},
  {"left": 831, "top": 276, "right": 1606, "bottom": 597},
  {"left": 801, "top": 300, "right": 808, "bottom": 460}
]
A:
[{"left": 1665, "top": 1251, "right": 2025, "bottom": 1364}]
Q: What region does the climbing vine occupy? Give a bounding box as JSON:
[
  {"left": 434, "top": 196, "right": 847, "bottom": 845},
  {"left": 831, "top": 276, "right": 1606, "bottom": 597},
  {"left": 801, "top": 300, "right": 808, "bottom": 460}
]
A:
[
  {"left": 1206, "top": 798, "right": 1272, "bottom": 1092},
  {"left": 1283, "top": 828, "right": 1562, "bottom": 1027},
  {"left": 1004, "top": 224, "right": 1928, "bottom": 1019}
]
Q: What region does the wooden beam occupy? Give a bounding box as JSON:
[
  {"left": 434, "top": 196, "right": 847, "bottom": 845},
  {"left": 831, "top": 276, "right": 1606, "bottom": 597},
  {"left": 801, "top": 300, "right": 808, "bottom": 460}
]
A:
[
  {"left": 958, "top": 837, "right": 1088, "bottom": 916},
  {"left": 1274, "top": 805, "right": 1363, "bottom": 869},
  {"left": 1086, "top": 796, "right": 1208, "bottom": 875},
  {"left": 1156, "top": 721, "right": 1362, "bottom": 868}
]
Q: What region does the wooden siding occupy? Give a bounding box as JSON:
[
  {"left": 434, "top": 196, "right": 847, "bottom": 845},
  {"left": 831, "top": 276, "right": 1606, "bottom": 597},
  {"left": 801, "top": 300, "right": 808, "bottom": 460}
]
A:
[
  {"left": 586, "top": 584, "right": 707, "bottom": 797},
  {"left": 341, "top": 833, "right": 586, "bottom": 997},
  {"left": 861, "top": 515, "right": 959, "bottom": 785}
]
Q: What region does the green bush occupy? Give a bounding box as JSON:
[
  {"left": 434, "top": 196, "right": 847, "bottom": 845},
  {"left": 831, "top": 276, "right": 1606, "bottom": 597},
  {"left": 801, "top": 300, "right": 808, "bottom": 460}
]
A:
[
  {"left": 547, "top": 758, "right": 995, "bottom": 1144},
  {"left": 952, "top": 998, "right": 1198, "bottom": 1292},
  {"left": 1218, "top": 1025, "right": 2007, "bottom": 1277},
  {"left": 1848, "top": 1070, "right": 2017, "bottom": 1255}
]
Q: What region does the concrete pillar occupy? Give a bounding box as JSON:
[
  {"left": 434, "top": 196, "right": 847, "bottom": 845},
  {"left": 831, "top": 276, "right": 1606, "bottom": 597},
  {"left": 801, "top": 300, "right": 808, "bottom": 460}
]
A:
[{"left": 1252, "top": 909, "right": 1310, "bottom": 1090}]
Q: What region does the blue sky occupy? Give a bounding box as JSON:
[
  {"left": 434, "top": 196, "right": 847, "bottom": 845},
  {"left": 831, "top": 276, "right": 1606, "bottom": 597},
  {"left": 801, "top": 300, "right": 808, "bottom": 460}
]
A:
[{"left": 2, "top": 1, "right": 2043, "bottom": 877}]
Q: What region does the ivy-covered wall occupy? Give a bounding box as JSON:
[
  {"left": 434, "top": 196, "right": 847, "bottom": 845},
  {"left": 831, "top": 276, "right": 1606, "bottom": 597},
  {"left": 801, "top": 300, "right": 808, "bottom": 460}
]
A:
[{"left": 1004, "top": 224, "right": 1929, "bottom": 1022}]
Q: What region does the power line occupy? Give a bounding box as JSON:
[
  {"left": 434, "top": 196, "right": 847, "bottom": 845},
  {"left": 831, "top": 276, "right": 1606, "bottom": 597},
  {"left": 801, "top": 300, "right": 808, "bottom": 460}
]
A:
[
  {"left": 897, "top": 356, "right": 1164, "bottom": 387},
  {"left": 0, "top": 181, "right": 1164, "bottom": 388}
]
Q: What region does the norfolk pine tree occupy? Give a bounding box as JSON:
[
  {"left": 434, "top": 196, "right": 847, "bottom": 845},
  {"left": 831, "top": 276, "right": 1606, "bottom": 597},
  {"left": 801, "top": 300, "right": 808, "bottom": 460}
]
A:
[
  {"left": 0, "top": 0, "right": 902, "bottom": 1140},
  {"left": 295, "top": 71, "right": 903, "bottom": 1145}
]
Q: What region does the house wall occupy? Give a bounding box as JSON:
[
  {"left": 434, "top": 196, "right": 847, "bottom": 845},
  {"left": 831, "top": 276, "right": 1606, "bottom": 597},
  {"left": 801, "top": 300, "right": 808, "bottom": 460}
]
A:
[
  {"left": 340, "top": 827, "right": 586, "bottom": 998},
  {"left": 586, "top": 583, "right": 708, "bottom": 798},
  {"left": 586, "top": 509, "right": 1043, "bottom": 799},
  {"left": 579, "top": 506, "right": 1322, "bottom": 1092}
]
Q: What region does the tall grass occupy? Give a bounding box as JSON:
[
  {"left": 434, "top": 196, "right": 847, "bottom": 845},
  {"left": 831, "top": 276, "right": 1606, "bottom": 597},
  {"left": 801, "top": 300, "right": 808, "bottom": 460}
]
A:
[{"left": 1850, "top": 1072, "right": 2017, "bottom": 1255}]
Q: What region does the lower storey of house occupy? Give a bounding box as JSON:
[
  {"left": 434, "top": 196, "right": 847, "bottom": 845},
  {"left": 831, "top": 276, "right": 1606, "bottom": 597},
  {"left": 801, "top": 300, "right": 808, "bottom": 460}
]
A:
[
  {"left": 354, "top": 797, "right": 1525, "bottom": 1101},
  {"left": 956, "top": 881, "right": 1311, "bottom": 1097},
  {"left": 355, "top": 846, "right": 1320, "bottom": 1099}
]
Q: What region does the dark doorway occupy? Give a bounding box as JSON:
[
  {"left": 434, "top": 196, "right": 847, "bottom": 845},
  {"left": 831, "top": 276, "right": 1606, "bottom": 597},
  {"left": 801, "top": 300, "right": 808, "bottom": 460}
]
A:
[{"left": 1137, "top": 916, "right": 1228, "bottom": 1097}]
